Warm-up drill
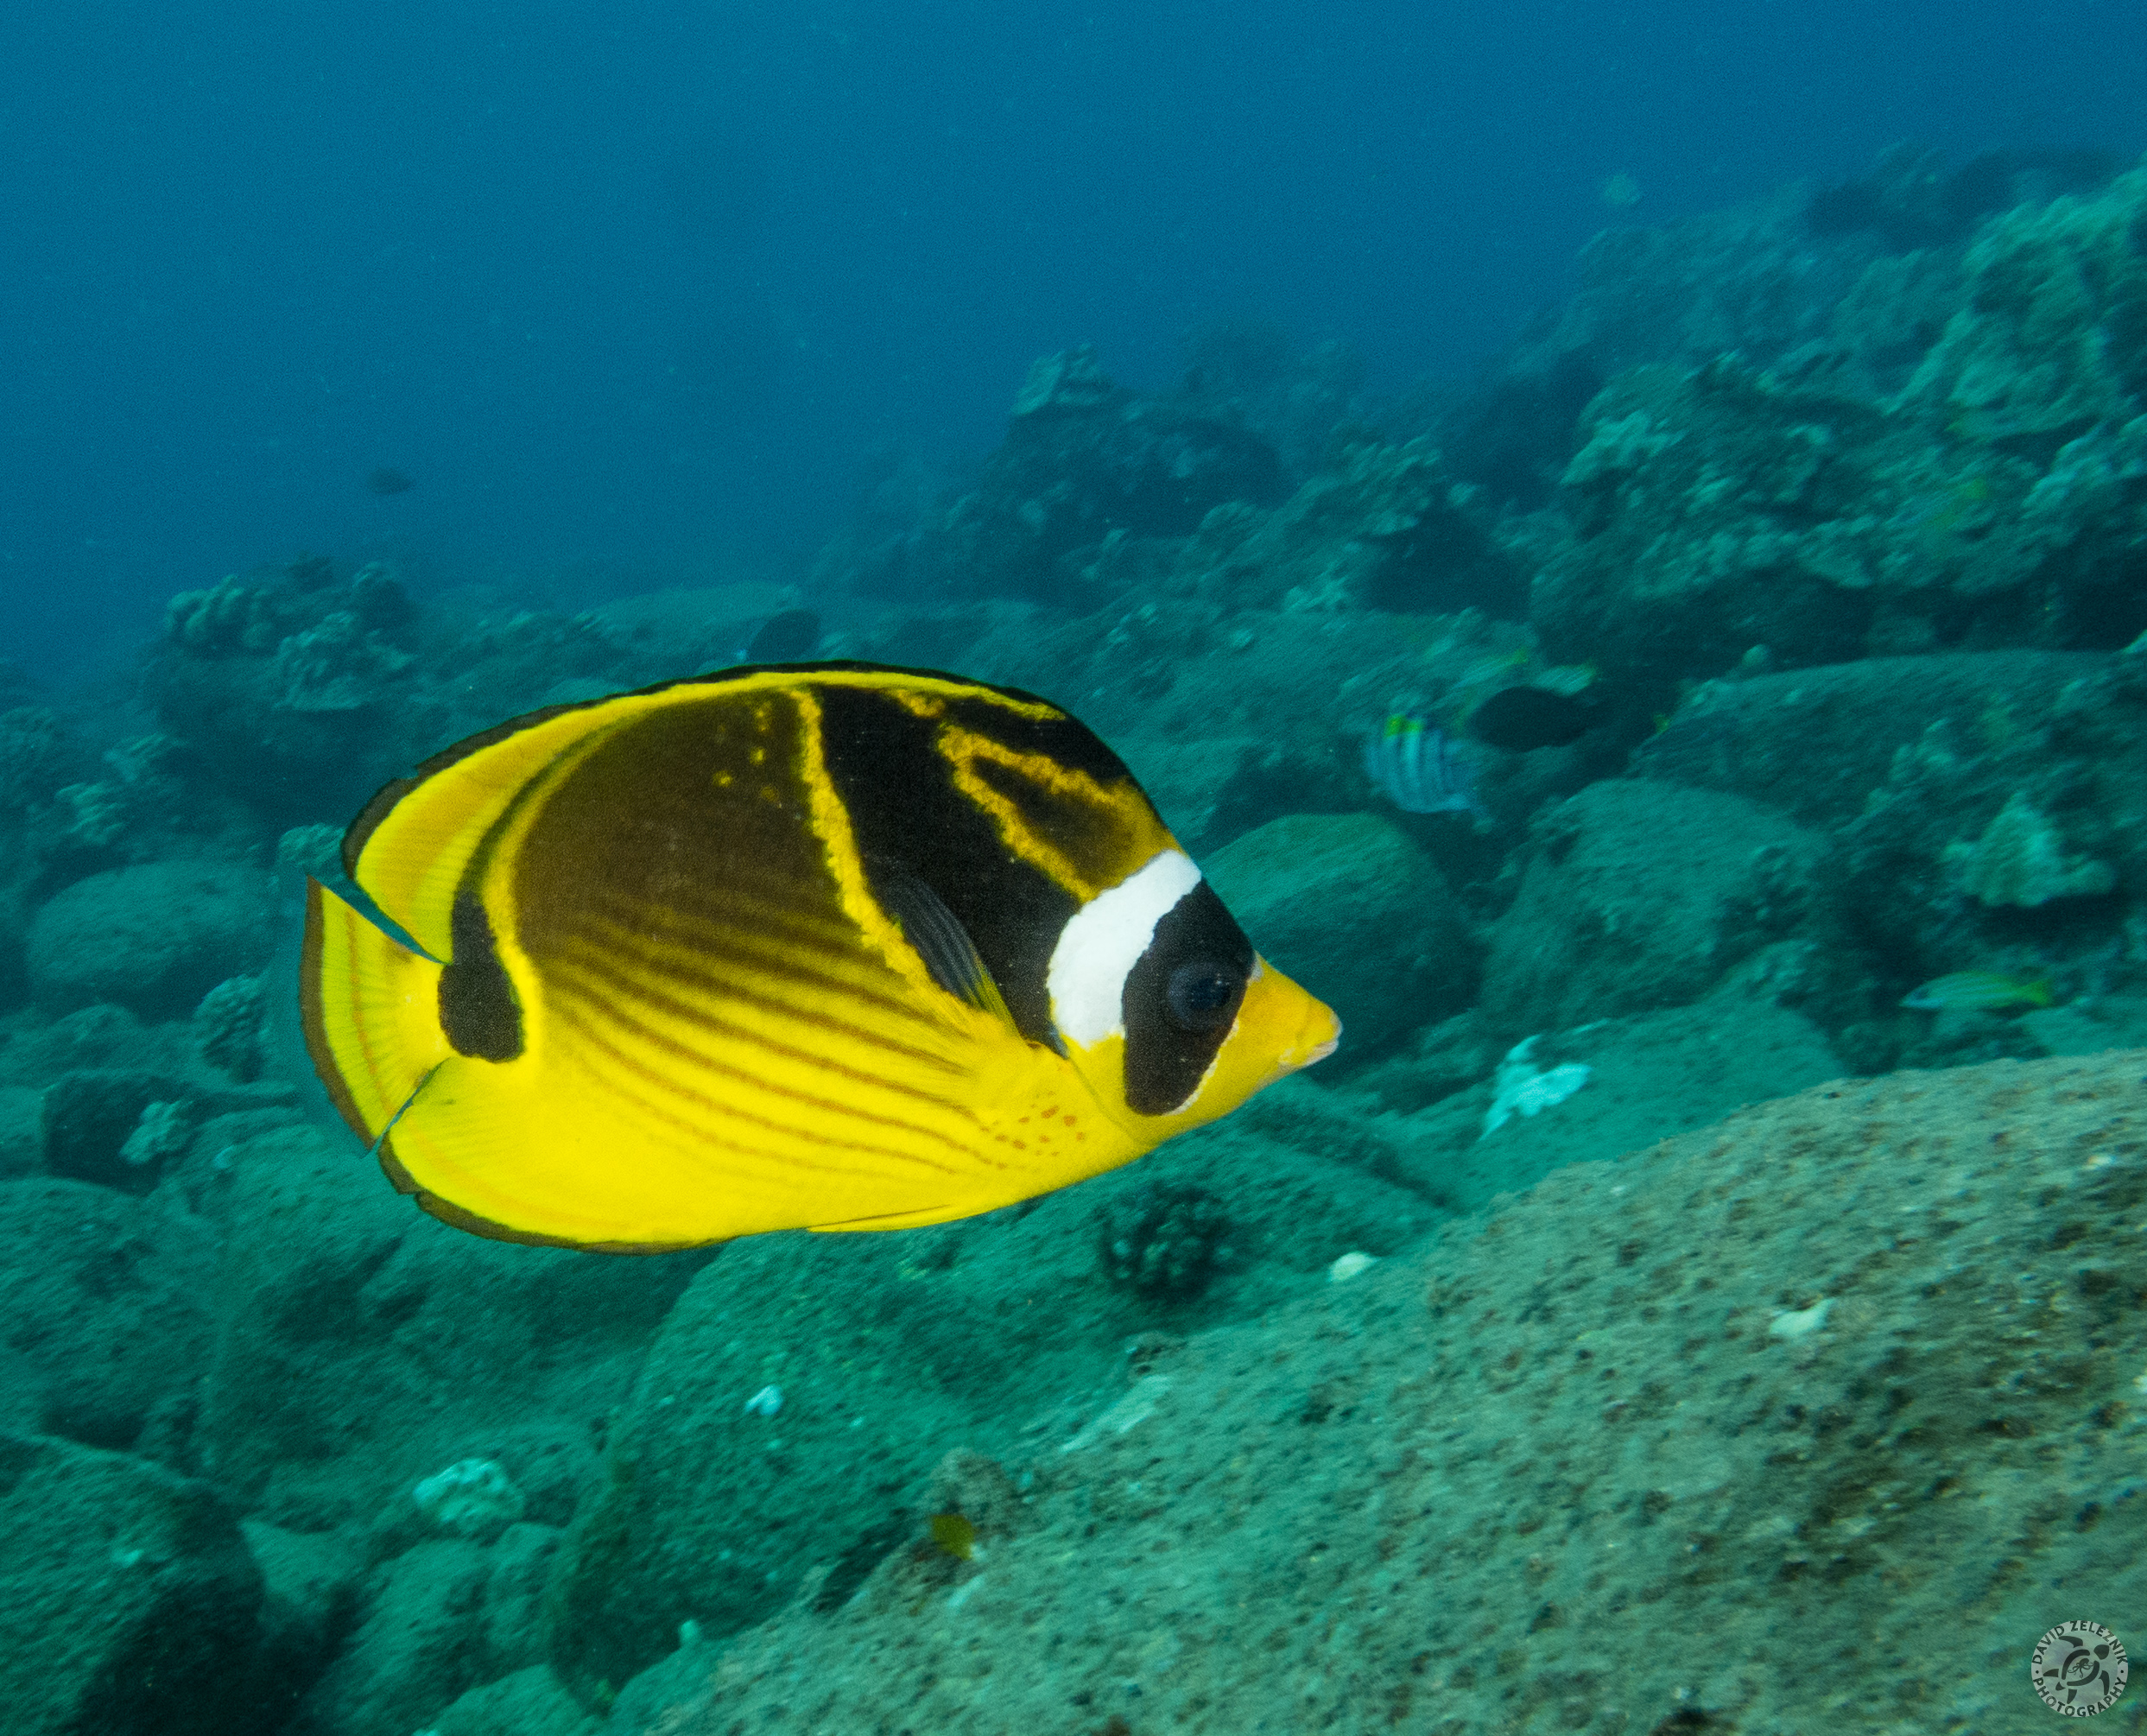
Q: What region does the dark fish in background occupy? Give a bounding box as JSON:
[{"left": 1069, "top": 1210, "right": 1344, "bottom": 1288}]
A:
[
  {"left": 365, "top": 467, "right": 415, "bottom": 497},
  {"left": 1466, "top": 684, "right": 1604, "bottom": 751},
  {"left": 744, "top": 608, "right": 822, "bottom": 663},
  {"left": 300, "top": 662, "right": 1340, "bottom": 1251}
]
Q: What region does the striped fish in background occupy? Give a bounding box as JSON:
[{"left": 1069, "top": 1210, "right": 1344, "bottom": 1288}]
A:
[{"left": 1362, "top": 713, "right": 1484, "bottom": 817}]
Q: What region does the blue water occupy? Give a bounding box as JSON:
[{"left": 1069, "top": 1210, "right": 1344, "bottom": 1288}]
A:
[{"left": 4, "top": 1, "right": 2140, "bottom": 683}]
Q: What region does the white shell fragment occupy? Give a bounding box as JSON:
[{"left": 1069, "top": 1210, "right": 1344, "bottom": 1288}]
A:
[
  {"left": 1482, "top": 1036, "right": 1592, "bottom": 1138},
  {"left": 1328, "top": 1251, "right": 1379, "bottom": 1283},
  {"left": 743, "top": 1384, "right": 785, "bottom": 1417},
  {"left": 1059, "top": 1375, "right": 1173, "bottom": 1454},
  {"left": 1768, "top": 1298, "right": 1833, "bottom": 1341}
]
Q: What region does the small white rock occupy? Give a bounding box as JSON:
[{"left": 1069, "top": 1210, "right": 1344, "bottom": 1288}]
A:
[
  {"left": 1768, "top": 1298, "right": 1833, "bottom": 1341},
  {"left": 1327, "top": 1251, "right": 1379, "bottom": 1283},
  {"left": 411, "top": 1458, "right": 525, "bottom": 1538},
  {"left": 743, "top": 1384, "right": 784, "bottom": 1417}
]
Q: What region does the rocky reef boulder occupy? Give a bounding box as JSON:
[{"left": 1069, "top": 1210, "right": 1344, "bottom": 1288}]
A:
[
  {"left": 1482, "top": 779, "right": 1829, "bottom": 1035},
  {"left": 595, "top": 1048, "right": 2147, "bottom": 1735},
  {"left": 27, "top": 857, "right": 273, "bottom": 1019},
  {"left": 540, "top": 1220, "right": 1098, "bottom": 1701},
  {"left": 920, "top": 347, "right": 1287, "bottom": 601},
  {"left": 0, "top": 1176, "right": 218, "bottom": 1448},
  {"left": 1200, "top": 810, "right": 1477, "bottom": 1058},
  {"left": 0, "top": 1433, "right": 265, "bottom": 1736},
  {"left": 194, "top": 1123, "right": 711, "bottom": 1530},
  {"left": 1198, "top": 437, "right": 1527, "bottom": 615}
]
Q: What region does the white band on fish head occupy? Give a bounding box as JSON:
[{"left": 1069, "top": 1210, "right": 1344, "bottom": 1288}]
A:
[{"left": 1048, "top": 849, "right": 1203, "bottom": 1047}]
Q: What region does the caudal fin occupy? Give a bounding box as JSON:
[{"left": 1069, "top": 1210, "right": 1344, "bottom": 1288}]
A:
[{"left": 301, "top": 877, "right": 450, "bottom": 1147}]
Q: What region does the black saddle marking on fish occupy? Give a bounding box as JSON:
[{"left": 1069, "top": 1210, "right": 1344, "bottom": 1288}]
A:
[
  {"left": 816, "top": 681, "right": 1097, "bottom": 1049},
  {"left": 440, "top": 893, "right": 523, "bottom": 1061},
  {"left": 1119, "top": 880, "right": 1253, "bottom": 1116}
]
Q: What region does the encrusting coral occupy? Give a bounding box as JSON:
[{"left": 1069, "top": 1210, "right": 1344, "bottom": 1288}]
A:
[{"left": 1945, "top": 789, "right": 2118, "bottom": 907}]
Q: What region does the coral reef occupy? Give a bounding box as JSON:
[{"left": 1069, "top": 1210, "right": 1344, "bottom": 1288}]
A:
[
  {"left": 194, "top": 973, "right": 269, "bottom": 1081},
  {"left": 1945, "top": 789, "right": 2118, "bottom": 906},
  {"left": 1094, "top": 1180, "right": 1232, "bottom": 1298},
  {"left": 1902, "top": 163, "right": 2147, "bottom": 445},
  {"left": 916, "top": 346, "right": 1289, "bottom": 602}
]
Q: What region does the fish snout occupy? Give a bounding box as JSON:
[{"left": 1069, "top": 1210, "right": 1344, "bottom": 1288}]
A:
[{"left": 1255, "top": 960, "right": 1340, "bottom": 1073}]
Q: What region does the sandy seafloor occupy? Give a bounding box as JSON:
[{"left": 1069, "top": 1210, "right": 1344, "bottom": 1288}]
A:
[{"left": 4, "top": 148, "right": 2147, "bottom": 1734}]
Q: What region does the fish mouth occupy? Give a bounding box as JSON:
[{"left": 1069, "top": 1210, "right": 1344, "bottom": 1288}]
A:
[{"left": 1296, "top": 1015, "right": 1342, "bottom": 1069}]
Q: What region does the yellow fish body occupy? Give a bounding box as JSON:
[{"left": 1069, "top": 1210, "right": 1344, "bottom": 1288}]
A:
[{"left": 301, "top": 663, "right": 1339, "bottom": 1251}]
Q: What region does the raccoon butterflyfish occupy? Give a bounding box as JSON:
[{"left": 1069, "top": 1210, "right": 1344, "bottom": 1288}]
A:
[{"left": 300, "top": 662, "right": 1340, "bottom": 1252}]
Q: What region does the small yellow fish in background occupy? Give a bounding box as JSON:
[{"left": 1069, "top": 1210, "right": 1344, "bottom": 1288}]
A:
[
  {"left": 928, "top": 1513, "right": 978, "bottom": 1561},
  {"left": 1901, "top": 970, "right": 2055, "bottom": 1013},
  {"left": 301, "top": 663, "right": 1340, "bottom": 1252}
]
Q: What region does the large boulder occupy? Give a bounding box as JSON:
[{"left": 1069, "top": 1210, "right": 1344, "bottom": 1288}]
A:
[
  {"left": 1202, "top": 811, "right": 1478, "bottom": 1060},
  {"left": 541, "top": 1099, "right": 1441, "bottom": 1705},
  {"left": 27, "top": 858, "right": 274, "bottom": 1019},
  {"left": 0, "top": 1433, "right": 265, "bottom": 1736},
  {"left": 580, "top": 1048, "right": 2147, "bottom": 1736},
  {"left": 0, "top": 1176, "right": 218, "bottom": 1448},
  {"left": 1483, "top": 780, "right": 1828, "bottom": 1035},
  {"left": 195, "top": 1123, "right": 712, "bottom": 1530}
]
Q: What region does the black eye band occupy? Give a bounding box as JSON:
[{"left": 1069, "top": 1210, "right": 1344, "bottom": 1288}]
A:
[{"left": 1121, "top": 881, "right": 1253, "bottom": 1115}]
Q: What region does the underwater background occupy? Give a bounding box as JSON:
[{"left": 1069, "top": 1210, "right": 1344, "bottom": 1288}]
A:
[{"left": 6, "top": 3, "right": 2147, "bottom": 1732}]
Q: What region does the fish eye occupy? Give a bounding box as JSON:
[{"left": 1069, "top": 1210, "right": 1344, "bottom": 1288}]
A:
[{"left": 1167, "top": 960, "right": 1242, "bottom": 1033}]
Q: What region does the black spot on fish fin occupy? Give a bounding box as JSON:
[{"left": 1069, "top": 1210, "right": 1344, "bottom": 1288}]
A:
[
  {"left": 439, "top": 893, "right": 523, "bottom": 1061},
  {"left": 868, "top": 857, "right": 1017, "bottom": 1030}
]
